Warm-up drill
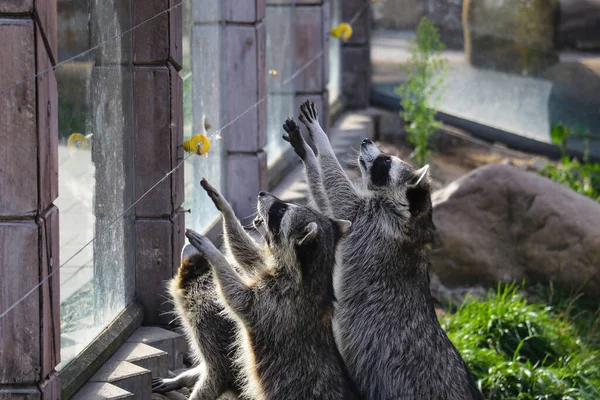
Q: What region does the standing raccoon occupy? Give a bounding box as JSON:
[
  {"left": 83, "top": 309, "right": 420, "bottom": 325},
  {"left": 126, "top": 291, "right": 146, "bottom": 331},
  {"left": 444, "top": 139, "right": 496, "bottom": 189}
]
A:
[
  {"left": 286, "top": 101, "right": 482, "bottom": 400},
  {"left": 152, "top": 244, "right": 241, "bottom": 399},
  {"left": 185, "top": 178, "right": 360, "bottom": 400}
]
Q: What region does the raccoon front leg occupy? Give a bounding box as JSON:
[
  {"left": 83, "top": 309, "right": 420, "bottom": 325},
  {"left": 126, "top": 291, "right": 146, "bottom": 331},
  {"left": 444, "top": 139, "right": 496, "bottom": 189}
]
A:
[
  {"left": 187, "top": 366, "right": 230, "bottom": 400},
  {"left": 298, "top": 100, "right": 361, "bottom": 220},
  {"left": 282, "top": 117, "right": 332, "bottom": 216},
  {"left": 200, "top": 178, "right": 264, "bottom": 276},
  {"left": 185, "top": 229, "right": 252, "bottom": 316}
]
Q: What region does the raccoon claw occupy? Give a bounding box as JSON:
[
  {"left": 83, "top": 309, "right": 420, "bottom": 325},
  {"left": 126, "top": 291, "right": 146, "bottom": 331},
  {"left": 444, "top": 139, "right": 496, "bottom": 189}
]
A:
[
  {"left": 200, "top": 178, "right": 225, "bottom": 212},
  {"left": 300, "top": 100, "right": 318, "bottom": 123},
  {"left": 282, "top": 118, "right": 307, "bottom": 160},
  {"left": 283, "top": 117, "right": 300, "bottom": 134},
  {"left": 151, "top": 377, "right": 169, "bottom": 393},
  {"left": 185, "top": 229, "right": 214, "bottom": 257}
]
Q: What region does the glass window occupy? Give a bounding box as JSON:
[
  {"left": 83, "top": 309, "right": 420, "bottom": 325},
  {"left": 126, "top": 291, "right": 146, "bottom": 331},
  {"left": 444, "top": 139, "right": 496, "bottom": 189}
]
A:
[
  {"left": 182, "top": 0, "right": 224, "bottom": 233},
  {"left": 56, "top": 0, "right": 135, "bottom": 366},
  {"left": 371, "top": 1, "right": 600, "bottom": 156},
  {"left": 265, "top": 4, "right": 297, "bottom": 167}
]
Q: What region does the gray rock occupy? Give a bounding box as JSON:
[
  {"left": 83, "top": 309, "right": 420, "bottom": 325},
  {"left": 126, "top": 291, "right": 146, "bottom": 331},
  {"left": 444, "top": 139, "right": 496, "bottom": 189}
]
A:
[{"left": 430, "top": 164, "right": 600, "bottom": 297}]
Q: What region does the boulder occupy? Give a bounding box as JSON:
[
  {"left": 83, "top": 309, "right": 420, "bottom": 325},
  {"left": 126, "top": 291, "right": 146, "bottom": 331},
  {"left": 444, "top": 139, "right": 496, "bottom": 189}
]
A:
[
  {"left": 462, "top": 0, "right": 559, "bottom": 75},
  {"left": 430, "top": 164, "right": 600, "bottom": 297}
]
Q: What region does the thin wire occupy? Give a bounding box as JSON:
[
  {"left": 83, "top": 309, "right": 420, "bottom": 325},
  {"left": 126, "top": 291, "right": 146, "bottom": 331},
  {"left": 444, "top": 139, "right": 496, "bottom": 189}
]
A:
[
  {"left": 0, "top": 0, "right": 186, "bottom": 96},
  {"left": 0, "top": 2, "right": 371, "bottom": 320}
]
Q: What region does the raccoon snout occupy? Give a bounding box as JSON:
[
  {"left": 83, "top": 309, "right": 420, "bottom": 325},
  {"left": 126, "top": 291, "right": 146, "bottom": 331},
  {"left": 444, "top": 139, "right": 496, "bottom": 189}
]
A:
[{"left": 361, "top": 138, "right": 373, "bottom": 146}]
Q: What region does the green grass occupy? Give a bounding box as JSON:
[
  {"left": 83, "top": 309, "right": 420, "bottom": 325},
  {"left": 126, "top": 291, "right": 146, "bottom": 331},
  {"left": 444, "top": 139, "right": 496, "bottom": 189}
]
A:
[{"left": 442, "top": 283, "right": 600, "bottom": 399}]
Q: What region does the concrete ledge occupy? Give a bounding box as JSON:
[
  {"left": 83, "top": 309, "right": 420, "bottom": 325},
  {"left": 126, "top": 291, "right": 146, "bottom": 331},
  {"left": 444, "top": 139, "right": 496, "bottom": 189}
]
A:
[
  {"left": 90, "top": 361, "right": 151, "bottom": 400},
  {"left": 110, "top": 342, "right": 168, "bottom": 379},
  {"left": 72, "top": 382, "right": 134, "bottom": 400},
  {"left": 127, "top": 327, "right": 185, "bottom": 371}
]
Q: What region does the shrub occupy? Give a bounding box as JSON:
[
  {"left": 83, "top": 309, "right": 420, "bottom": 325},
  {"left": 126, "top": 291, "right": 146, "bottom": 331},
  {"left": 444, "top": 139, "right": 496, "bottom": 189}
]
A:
[
  {"left": 395, "top": 17, "right": 448, "bottom": 166},
  {"left": 442, "top": 284, "right": 600, "bottom": 399},
  {"left": 540, "top": 124, "right": 600, "bottom": 202}
]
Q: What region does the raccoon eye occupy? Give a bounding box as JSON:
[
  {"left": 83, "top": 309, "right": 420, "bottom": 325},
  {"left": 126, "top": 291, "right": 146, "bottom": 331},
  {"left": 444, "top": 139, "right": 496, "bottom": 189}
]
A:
[
  {"left": 278, "top": 207, "right": 286, "bottom": 217},
  {"left": 385, "top": 158, "right": 392, "bottom": 164}
]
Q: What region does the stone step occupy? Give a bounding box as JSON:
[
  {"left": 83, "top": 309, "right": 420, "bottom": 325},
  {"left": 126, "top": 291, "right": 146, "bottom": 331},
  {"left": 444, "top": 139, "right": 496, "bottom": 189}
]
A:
[
  {"left": 71, "top": 382, "right": 134, "bottom": 400},
  {"left": 127, "top": 326, "right": 186, "bottom": 371},
  {"left": 110, "top": 342, "right": 169, "bottom": 378},
  {"left": 90, "top": 361, "right": 151, "bottom": 400}
]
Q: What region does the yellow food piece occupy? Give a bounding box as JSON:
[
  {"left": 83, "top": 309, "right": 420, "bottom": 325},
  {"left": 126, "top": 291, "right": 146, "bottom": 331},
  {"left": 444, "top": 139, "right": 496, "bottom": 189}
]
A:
[
  {"left": 330, "top": 23, "right": 353, "bottom": 41},
  {"left": 183, "top": 134, "right": 211, "bottom": 155},
  {"left": 67, "top": 133, "right": 90, "bottom": 149}
]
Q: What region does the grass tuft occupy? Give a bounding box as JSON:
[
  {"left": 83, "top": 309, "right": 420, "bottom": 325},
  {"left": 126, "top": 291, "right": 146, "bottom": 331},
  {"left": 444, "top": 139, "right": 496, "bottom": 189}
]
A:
[{"left": 442, "top": 283, "right": 600, "bottom": 399}]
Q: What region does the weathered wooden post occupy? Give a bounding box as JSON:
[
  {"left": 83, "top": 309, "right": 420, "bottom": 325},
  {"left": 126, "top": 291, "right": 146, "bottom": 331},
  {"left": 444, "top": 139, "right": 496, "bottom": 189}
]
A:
[
  {"left": 0, "top": 1, "right": 61, "bottom": 398},
  {"left": 131, "top": 0, "right": 185, "bottom": 326}
]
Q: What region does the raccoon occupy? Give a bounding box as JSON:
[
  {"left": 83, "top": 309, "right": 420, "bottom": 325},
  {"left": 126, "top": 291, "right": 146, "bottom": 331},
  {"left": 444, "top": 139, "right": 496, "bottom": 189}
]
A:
[
  {"left": 185, "top": 178, "right": 360, "bottom": 400},
  {"left": 291, "top": 100, "right": 482, "bottom": 400},
  {"left": 151, "top": 244, "right": 241, "bottom": 399}
]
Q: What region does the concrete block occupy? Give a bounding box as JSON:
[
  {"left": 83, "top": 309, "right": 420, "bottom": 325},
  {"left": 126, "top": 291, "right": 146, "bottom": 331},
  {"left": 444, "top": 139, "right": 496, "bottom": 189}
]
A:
[
  {"left": 135, "top": 220, "right": 174, "bottom": 325},
  {"left": 36, "top": 27, "right": 58, "bottom": 211},
  {"left": 90, "top": 361, "right": 151, "bottom": 400},
  {"left": 110, "top": 343, "right": 169, "bottom": 378},
  {"left": 133, "top": 67, "right": 172, "bottom": 217},
  {"left": 127, "top": 327, "right": 186, "bottom": 371},
  {"left": 226, "top": 152, "right": 267, "bottom": 225},
  {"left": 191, "top": 0, "right": 221, "bottom": 23},
  {"left": 224, "top": 0, "right": 261, "bottom": 22},
  {"left": 0, "top": 19, "right": 37, "bottom": 217},
  {"left": 342, "top": 46, "right": 371, "bottom": 109},
  {"left": 132, "top": 0, "right": 169, "bottom": 64},
  {"left": 0, "top": 221, "right": 40, "bottom": 384},
  {"left": 72, "top": 382, "right": 134, "bottom": 400}
]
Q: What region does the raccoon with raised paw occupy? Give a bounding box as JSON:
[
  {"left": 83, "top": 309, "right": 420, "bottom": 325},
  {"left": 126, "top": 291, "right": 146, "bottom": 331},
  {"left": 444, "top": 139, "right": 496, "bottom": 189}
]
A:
[
  {"left": 287, "top": 101, "right": 482, "bottom": 400},
  {"left": 185, "top": 178, "right": 360, "bottom": 400},
  {"left": 152, "top": 244, "right": 241, "bottom": 400}
]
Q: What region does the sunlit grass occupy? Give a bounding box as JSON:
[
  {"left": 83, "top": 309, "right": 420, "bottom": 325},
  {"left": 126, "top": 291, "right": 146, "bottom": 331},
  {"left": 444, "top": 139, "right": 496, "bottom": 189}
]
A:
[{"left": 442, "top": 283, "right": 600, "bottom": 399}]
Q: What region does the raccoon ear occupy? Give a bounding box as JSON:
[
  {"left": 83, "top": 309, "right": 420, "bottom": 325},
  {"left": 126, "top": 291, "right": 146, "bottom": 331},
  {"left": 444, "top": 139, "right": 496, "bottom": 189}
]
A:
[
  {"left": 333, "top": 219, "right": 352, "bottom": 235},
  {"left": 408, "top": 164, "right": 430, "bottom": 189},
  {"left": 298, "top": 222, "right": 319, "bottom": 246}
]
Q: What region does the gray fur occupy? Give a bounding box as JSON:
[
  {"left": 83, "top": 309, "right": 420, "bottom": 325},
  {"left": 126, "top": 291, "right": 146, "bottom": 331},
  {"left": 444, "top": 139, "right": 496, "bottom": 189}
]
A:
[
  {"left": 152, "top": 244, "right": 241, "bottom": 400},
  {"left": 187, "top": 179, "right": 361, "bottom": 400},
  {"left": 292, "top": 100, "right": 482, "bottom": 400}
]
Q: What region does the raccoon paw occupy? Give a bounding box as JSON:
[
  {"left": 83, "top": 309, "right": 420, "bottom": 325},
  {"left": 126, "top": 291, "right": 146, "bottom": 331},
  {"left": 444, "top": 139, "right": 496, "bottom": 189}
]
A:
[
  {"left": 282, "top": 118, "right": 307, "bottom": 160},
  {"left": 152, "top": 377, "right": 180, "bottom": 393},
  {"left": 185, "top": 229, "right": 219, "bottom": 259},
  {"left": 298, "top": 100, "right": 319, "bottom": 128},
  {"left": 200, "top": 178, "right": 229, "bottom": 213}
]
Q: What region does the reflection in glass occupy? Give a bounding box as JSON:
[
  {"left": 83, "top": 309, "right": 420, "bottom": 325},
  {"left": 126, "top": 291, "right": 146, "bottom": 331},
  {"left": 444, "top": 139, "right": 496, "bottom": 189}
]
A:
[{"left": 57, "top": 0, "right": 134, "bottom": 366}]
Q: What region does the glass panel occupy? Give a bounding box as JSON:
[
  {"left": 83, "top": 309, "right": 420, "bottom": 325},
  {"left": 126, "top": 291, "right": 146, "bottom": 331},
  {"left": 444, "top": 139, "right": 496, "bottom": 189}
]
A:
[
  {"left": 266, "top": 5, "right": 297, "bottom": 166},
  {"left": 371, "top": 1, "right": 600, "bottom": 156},
  {"left": 328, "top": 0, "right": 342, "bottom": 104},
  {"left": 57, "top": 0, "right": 135, "bottom": 366},
  {"left": 183, "top": 0, "right": 224, "bottom": 232}
]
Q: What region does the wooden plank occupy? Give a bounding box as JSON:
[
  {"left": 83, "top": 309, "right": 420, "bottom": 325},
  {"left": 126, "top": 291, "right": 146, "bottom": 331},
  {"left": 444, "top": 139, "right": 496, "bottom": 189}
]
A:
[
  {"left": 257, "top": 21, "right": 267, "bottom": 149},
  {"left": 171, "top": 211, "right": 185, "bottom": 279},
  {"left": 39, "top": 373, "right": 61, "bottom": 400},
  {"left": 0, "top": 0, "right": 33, "bottom": 13},
  {"left": 342, "top": 46, "right": 371, "bottom": 109},
  {"left": 226, "top": 152, "right": 267, "bottom": 226},
  {"left": 132, "top": 0, "right": 169, "bottom": 64},
  {"left": 36, "top": 27, "right": 58, "bottom": 211},
  {"left": 133, "top": 67, "right": 172, "bottom": 218},
  {"left": 0, "top": 221, "right": 40, "bottom": 384},
  {"left": 168, "top": 0, "right": 182, "bottom": 70},
  {"left": 0, "top": 19, "right": 37, "bottom": 217},
  {"left": 169, "top": 64, "right": 184, "bottom": 210},
  {"left": 293, "top": 6, "right": 324, "bottom": 93},
  {"left": 224, "top": 25, "right": 260, "bottom": 152},
  {"left": 342, "top": 0, "right": 370, "bottom": 45},
  {"left": 39, "top": 207, "right": 60, "bottom": 379},
  {"left": 34, "top": 0, "right": 57, "bottom": 63},
  {"left": 135, "top": 220, "right": 174, "bottom": 325}
]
